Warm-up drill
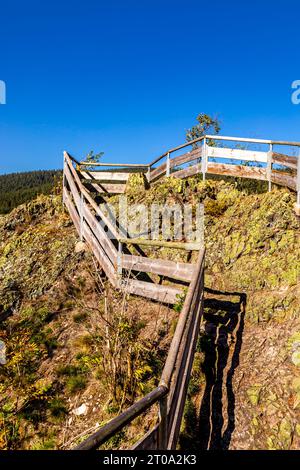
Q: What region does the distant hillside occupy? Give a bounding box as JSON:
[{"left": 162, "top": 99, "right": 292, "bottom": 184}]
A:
[{"left": 0, "top": 170, "right": 62, "bottom": 214}]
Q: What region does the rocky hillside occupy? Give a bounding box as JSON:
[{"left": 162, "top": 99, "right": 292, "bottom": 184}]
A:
[
  {"left": 124, "top": 175, "right": 300, "bottom": 450},
  {"left": 0, "top": 194, "right": 174, "bottom": 450},
  {"left": 0, "top": 176, "right": 299, "bottom": 450}
]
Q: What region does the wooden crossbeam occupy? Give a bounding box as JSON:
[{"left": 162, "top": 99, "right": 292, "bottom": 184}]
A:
[
  {"left": 122, "top": 254, "right": 195, "bottom": 282},
  {"left": 120, "top": 237, "right": 200, "bottom": 251},
  {"left": 124, "top": 278, "right": 182, "bottom": 304}
]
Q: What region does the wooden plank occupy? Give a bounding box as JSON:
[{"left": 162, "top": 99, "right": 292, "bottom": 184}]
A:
[
  {"left": 170, "top": 147, "right": 202, "bottom": 169},
  {"left": 165, "top": 264, "right": 204, "bottom": 442},
  {"left": 124, "top": 279, "right": 182, "bottom": 304},
  {"left": 207, "top": 162, "right": 267, "bottom": 181},
  {"left": 81, "top": 167, "right": 148, "bottom": 174},
  {"left": 97, "top": 184, "right": 125, "bottom": 195},
  {"left": 150, "top": 162, "right": 167, "bottom": 181},
  {"left": 134, "top": 251, "right": 205, "bottom": 449},
  {"left": 149, "top": 137, "right": 205, "bottom": 167},
  {"left": 120, "top": 238, "right": 200, "bottom": 251},
  {"left": 63, "top": 187, "right": 80, "bottom": 233},
  {"left": 81, "top": 179, "right": 126, "bottom": 194},
  {"left": 64, "top": 152, "right": 85, "bottom": 191},
  {"left": 65, "top": 152, "right": 81, "bottom": 166},
  {"left": 172, "top": 163, "right": 201, "bottom": 179},
  {"left": 84, "top": 179, "right": 127, "bottom": 185},
  {"left": 160, "top": 249, "right": 205, "bottom": 387},
  {"left": 168, "top": 290, "right": 204, "bottom": 449},
  {"left": 74, "top": 386, "right": 166, "bottom": 450},
  {"left": 79, "top": 162, "right": 149, "bottom": 169},
  {"left": 150, "top": 148, "right": 202, "bottom": 182},
  {"left": 122, "top": 254, "right": 195, "bottom": 282},
  {"left": 206, "top": 134, "right": 273, "bottom": 145},
  {"left": 79, "top": 171, "right": 130, "bottom": 182},
  {"left": 64, "top": 153, "right": 120, "bottom": 239},
  {"left": 132, "top": 425, "right": 159, "bottom": 450},
  {"left": 64, "top": 162, "right": 81, "bottom": 210},
  {"left": 271, "top": 171, "right": 297, "bottom": 190},
  {"left": 82, "top": 221, "right": 118, "bottom": 286},
  {"left": 272, "top": 152, "right": 297, "bottom": 171},
  {"left": 207, "top": 146, "right": 268, "bottom": 163},
  {"left": 83, "top": 203, "right": 117, "bottom": 264},
  {"left": 80, "top": 168, "right": 127, "bottom": 192}
]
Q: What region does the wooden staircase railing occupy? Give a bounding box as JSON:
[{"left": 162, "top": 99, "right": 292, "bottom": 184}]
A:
[
  {"left": 63, "top": 152, "right": 199, "bottom": 304},
  {"left": 73, "top": 248, "right": 205, "bottom": 450},
  {"left": 63, "top": 133, "right": 300, "bottom": 450}
]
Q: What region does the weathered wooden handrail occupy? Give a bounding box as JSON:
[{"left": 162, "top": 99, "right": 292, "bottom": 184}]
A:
[
  {"left": 74, "top": 385, "right": 168, "bottom": 450},
  {"left": 72, "top": 249, "right": 205, "bottom": 450},
  {"left": 145, "top": 135, "right": 300, "bottom": 211},
  {"left": 205, "top": 135, "right": 300, "bottom": 146},
  {"left": 63, "top": 151, "right": 199, "bottom": 303},
  {"left": 160, "top": 249, "right": 204, "bottom": 389},
  {"left": 149, "top": 136, "right": 205, "bottom": 167},
  {"left": 64, "top": 152, "right": 120, "bottom": 240},
  {"left": 148, "top": 134, "right": 300, "bottom": 169},
  {"left": 79, "top": 162, "right": 150, "bottom": 168},
  {"left": 78, "top": 134, "right": 299, "bottom": 211}
]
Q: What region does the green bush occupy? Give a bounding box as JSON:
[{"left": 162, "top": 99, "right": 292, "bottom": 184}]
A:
[
  {"left": 48, "top": 398, "right": 68, "bottom": 420},
  {"left": 66, "top": 376, "right": 87, "bottom": 394},
  {"left": 73, "top": 312, "right": 88, "bottom": 323}
]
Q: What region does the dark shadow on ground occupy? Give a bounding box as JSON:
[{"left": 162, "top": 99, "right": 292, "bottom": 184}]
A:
[{"left": 180, "top": 288, "right": 246, "bottom": 450}]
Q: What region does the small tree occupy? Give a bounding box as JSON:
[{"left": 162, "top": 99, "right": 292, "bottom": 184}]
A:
[
  {"left": 83, "top": 150, "right": 104, "bottom": 164},
  {"left": 186, "top": 113, "right": 221, "bottom": 147}
]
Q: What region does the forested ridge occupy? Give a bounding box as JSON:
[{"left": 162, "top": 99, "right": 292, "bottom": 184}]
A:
[{"left": 0, "top": 170, "right": 62, "bottom": 214}]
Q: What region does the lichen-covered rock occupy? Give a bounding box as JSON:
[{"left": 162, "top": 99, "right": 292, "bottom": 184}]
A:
[
  {"left": 0, "top": 195, "right": 79, "bottom": 313},
  {"left": 247, "top": 385, "right": 262, "bottom": 406},
  {"left": 120, "top": 177, "right": 300, "bottom": 324},
  {"left": 125, "top": 173, "right": 148, "bottom": 196}
]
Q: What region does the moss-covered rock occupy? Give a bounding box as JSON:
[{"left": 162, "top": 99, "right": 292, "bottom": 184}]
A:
[{"left": 247, "top": 385, "right": 262, "bottom": 406}]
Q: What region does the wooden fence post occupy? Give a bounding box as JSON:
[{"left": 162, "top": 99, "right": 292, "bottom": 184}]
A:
[
  {"left": 267, "top": 143, "right": 273, "bottom": 192},
  {"left": 158, "top": 394, "right": 168, "bottom": 449},
  {"left": 147, "top": 165, "right": 151, "bottom": 183},
  {"left": 62, "top": 155, "right": 66, "bottom": 207},
  {"left": 202, "top": 138, "right": 207, "bottom": 181},
  {"left": 117, "top": 241, "right": 123, "bottom": 277},
  {"left": 166, "top": 152, "right": 170, "bottom": 177},
  {"left": 80, "top": 192, "right": 84, "bottom": 241}
]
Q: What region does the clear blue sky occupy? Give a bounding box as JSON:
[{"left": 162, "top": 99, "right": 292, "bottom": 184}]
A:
[{"left": 1, "top": 0, "right": 300, "bottom": 174}]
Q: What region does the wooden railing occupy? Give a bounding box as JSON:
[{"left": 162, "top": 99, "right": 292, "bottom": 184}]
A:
[
  {"left": 74, "top": 249, "right": 205, "bottom": 450},
  {"left": 63, "top": 150, "right": 204, "bottom": 450},
  {"left": 63, "top": 152, "right": 199, "bottom": 304},
  {"left": 75, "top": 134, "right": 300, "bottom": 210},
  {"left": 147, "top": 135, "right": 300, "bottom": 204},
  {"left": 63, "top": 133, "right": 299, "bottom": 450}
]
